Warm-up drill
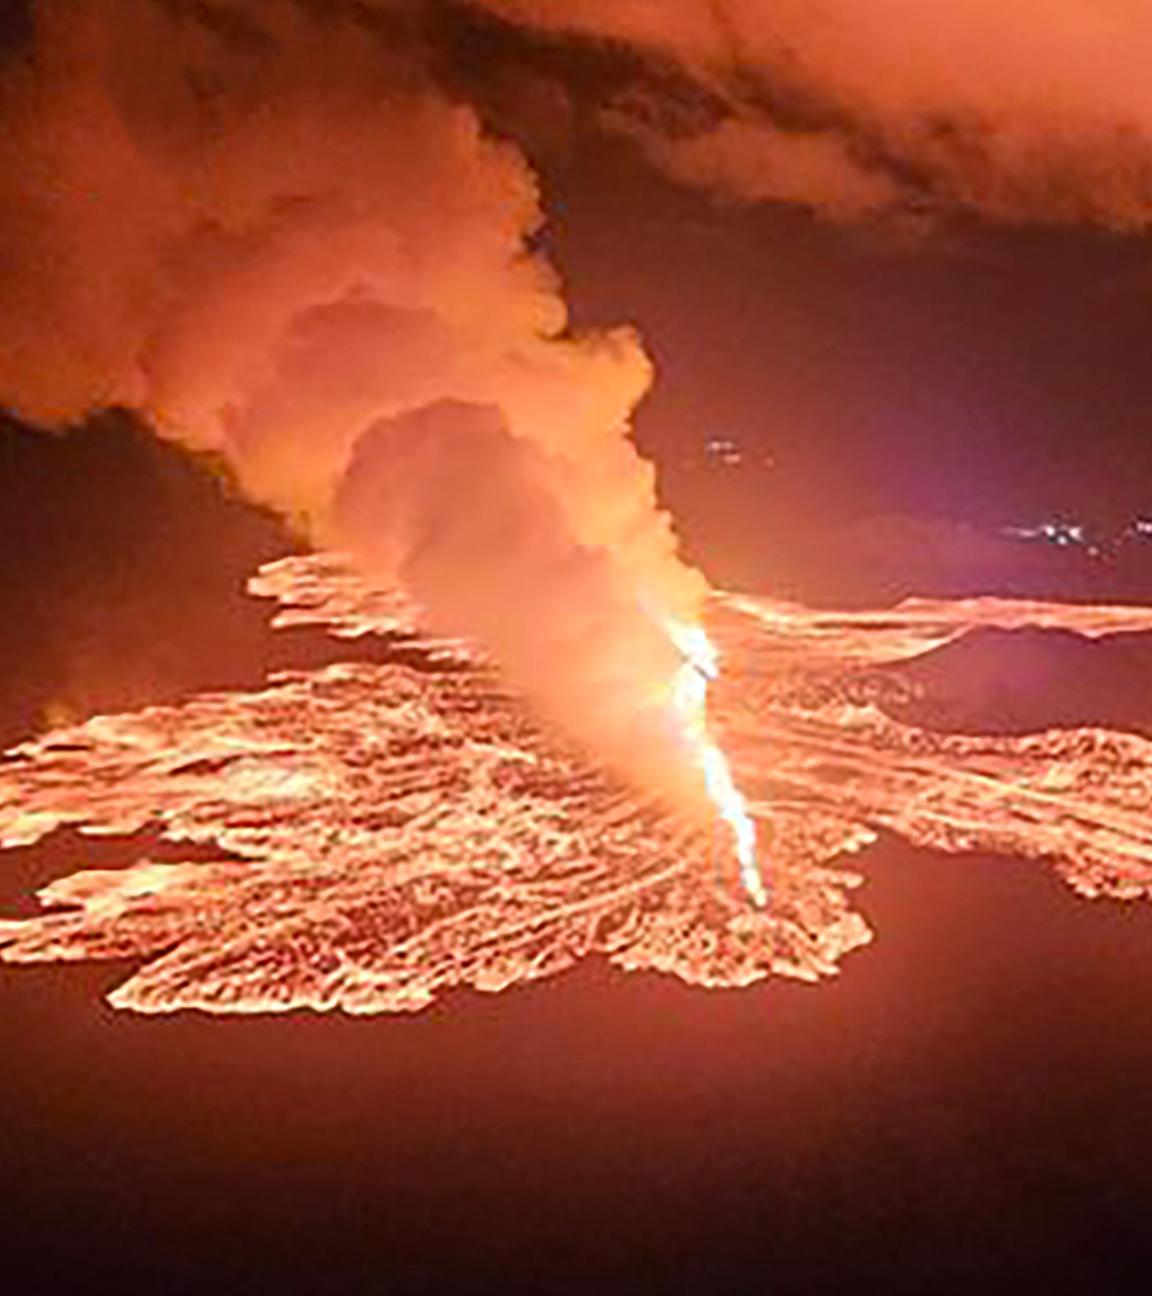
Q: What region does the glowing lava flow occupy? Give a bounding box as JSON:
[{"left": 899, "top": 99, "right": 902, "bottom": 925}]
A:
[
  {"left": 5, "top": 551, "right": 1152, "bottom": 1014},
  {"left": 667, "top": 620, "right": 766, "bottom": 906}
]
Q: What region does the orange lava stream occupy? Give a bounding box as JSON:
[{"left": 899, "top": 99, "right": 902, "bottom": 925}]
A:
[{"left": 3, "top": 552, "right": 1152, "bottom": 1013}]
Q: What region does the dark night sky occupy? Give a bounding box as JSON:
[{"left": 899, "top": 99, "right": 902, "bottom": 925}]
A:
[
  {"left": 531, "top": 129, "right": 1152, "bottom": 604},
  {"left": 456, "top": 3, "right": 1152, "bottom": 596},
  {"left": 546, "top": 135, "right": 1152, "bottom": 526},
  {"left": 5, "top": 3, "right": 1152, "bottom": 1291}
]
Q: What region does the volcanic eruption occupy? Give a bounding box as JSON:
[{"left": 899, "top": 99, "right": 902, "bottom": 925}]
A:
[
  {"left": 0, "top": 0, "right": 763, "bottom": 898},
  {"left": 7, "top": 0, "right": 1152, "bottom": 1014},
  {"left": 5, "top": 553, "right": 1152, "bottom": 1012}
]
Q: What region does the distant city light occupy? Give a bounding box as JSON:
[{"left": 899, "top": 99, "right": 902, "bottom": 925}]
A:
[
  {"left": 686, "top": 435, "right": 775, "bottom": 473},
  {"left": 704, "top": 436, "right": 744, "bottom": 466},
  {"left": 1001, "top": 519, "right": 1088, "bottom": 546},
  {"left": 998, "top": 515, "right": 1152, "bottom": 559}
]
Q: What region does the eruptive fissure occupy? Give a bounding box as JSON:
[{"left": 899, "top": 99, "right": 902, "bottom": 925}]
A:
[{"left": 3, "top": 554, "right": 1152, "bottom": 1014}]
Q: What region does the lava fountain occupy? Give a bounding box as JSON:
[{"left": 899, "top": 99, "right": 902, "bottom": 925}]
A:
[{"left": 667, "top": 619, "right": 765, "bottom": 906}]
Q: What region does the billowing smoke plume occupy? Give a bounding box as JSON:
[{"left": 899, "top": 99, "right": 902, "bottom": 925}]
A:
[
  {"left": 0, "top": 0, "right": 707, "bottom": 799},
  {"left": 13, "top": 2, "right": 1151, "bottom": 819},
  {"left": 335, "top": 401, "right": 699, "bottom": 788},
  {"left": 478, "top": 0, "right": 1152, "bottom": 228}
]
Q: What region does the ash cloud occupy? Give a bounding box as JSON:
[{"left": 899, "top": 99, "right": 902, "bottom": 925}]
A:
[{"left": 0, "top": 0, "right": 705, "bottom": 797}]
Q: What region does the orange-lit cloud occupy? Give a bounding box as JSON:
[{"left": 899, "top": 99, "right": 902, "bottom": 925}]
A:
[
  {"left": 479, "top": 0, "right": 1152, "bottom": 227},
  {"left": 606, "top": 108, "right": 903, "bottom": 220}
]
